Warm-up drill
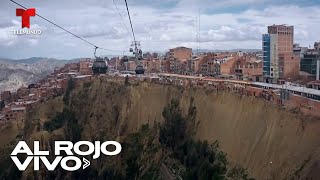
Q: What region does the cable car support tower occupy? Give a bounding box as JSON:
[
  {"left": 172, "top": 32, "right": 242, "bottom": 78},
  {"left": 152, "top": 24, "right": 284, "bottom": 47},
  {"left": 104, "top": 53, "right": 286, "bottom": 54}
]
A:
[{"left": 125, "top": 0, "right": 145, "bottom": 75}]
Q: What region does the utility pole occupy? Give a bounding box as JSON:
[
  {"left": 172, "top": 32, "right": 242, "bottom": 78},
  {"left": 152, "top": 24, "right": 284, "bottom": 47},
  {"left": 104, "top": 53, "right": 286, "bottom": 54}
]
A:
[
  {"left": 195, "top": 8, "right": 200, "bottom": 56},
  {"left": 317, "top": 59, "right": 320, "bottom": 80},
  {"left": 116, "top": 57, "right": 118, "bottom": 71},
  {"left": 160, "top": 57, "right": 162, "bottom": 73},
  {"left": 130, "top": 41, "right": 144, "bottom": 74},
  {"left": 198, "top": 8, "right": 200, "bottom": 56},
  {"left": 125, "top": 62, "right": 128, "bottom": 72}
]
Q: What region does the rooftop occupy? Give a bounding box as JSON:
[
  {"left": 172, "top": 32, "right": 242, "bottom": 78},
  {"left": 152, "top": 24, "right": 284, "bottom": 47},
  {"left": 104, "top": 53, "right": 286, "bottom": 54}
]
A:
[
  {"left": 252, "top": 82, "right": 320, "bottom": 96},
  {"left": 11, "top": 107, "right": 26, "bottom": 111},
  {"left": 308, "top": 80, "right": 320, "bottom": 85},
  {"left": 269, "top": 24, "right": 293, "bottom": 28},
  {"left": 74, "top": 75, "right": 92, "bottom": 79}
]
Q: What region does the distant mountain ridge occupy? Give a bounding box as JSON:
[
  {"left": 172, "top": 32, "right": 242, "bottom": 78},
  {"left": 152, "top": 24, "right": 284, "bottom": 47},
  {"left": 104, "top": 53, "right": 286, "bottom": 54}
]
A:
[
  {"left": 0, "top": 57, "right": 82, "bottom": 64},
  {"left": 192, "top": 48, "right": 262, "bottom": 54},
  {"left": 2, "top": 57, "right": 53, "bottom": 64},
  {"left": 0, "top": 57, "right": 82, "bottom": 92}
]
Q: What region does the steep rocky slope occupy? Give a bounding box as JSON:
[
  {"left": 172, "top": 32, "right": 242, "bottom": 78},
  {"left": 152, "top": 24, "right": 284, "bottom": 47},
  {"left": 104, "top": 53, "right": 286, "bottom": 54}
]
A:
[
  {"left": 1, "top": 78, "right": 319, "bottom": 179},
  {"left": 0, "top": 58, "right": 78, "bottom": 92},
  {"left": 0, "top": 66, "right": 42, "bottom": 92}
]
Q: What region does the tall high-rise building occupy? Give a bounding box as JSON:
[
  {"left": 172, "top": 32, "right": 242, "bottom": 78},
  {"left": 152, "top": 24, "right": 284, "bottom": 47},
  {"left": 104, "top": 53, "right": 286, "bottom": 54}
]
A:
[
  {"left": 268, "top": 25, "right": 294, "bottom": 54},
  {"left": 262, "top": 25, "right": 300, "bottom": 83},
  {"left": 300, "top": 42, "right": 320, "bottom": 80}
]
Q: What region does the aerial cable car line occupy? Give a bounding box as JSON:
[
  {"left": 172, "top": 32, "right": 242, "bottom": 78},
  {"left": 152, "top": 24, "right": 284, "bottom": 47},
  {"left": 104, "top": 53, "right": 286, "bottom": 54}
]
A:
[
  {"left": 113, "top": 0, "right": 132, "bottom": 39},
  {"left": 124, "top": 0, "right": 136, "bottom": 42},
  {"left": 124, "top": 0, "right": 145, "bottom": 74},
  {"left": 9, "top": 0, "right": 122, "bottom": 53}
]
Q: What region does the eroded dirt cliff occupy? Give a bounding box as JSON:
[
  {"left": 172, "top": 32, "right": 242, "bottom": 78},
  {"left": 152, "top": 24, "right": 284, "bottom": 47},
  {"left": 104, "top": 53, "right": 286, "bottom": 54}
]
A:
[{"left": 1, "top": 78, "right": 319, "bottom": 179}]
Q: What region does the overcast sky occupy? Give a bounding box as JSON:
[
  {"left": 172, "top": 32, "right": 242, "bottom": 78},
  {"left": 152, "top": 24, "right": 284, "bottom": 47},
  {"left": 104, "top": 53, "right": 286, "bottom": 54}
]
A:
[{"left": 0, "top": 0, "right": 319, "bottom": 59}]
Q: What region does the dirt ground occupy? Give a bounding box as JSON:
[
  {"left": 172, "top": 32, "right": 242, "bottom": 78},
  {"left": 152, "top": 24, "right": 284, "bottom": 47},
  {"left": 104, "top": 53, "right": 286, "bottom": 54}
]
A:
[{"left": 2, "top": 80, "right": 319, "bottom": 179}]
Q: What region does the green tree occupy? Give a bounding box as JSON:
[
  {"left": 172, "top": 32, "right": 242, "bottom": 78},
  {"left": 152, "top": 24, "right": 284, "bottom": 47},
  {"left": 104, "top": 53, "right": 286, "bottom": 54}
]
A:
[
  {"left": 227, "top": 166, "right": 254, "bottom": 180},
  {"left": 43, "top": 108, "right": 76, "bottom": 132},
  {"left": 124, "top": 75, "right": 129, "bottom": 86},
  {"left": 63, "top": 78, "right": 75, "bottom": 105},
  {"left": 65, "top": 111, "right": 82, "bottom": 143},
  {"left": 159, "top": 99, "right": 186, "bottom": 150},
  {"left": 0, "top": 100, "right": 4, "bottom": 111},
  {"left": 159, "top": 99, "right": 232, "bottom": 180}
]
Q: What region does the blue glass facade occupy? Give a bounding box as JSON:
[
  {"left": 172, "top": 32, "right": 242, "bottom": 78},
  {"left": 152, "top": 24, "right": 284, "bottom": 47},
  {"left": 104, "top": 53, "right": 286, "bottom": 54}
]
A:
[
  {"left": 300, "top": 54, "right": 319, "bottom": 76},
  {"left": 262, "top": 34, "right": 271, "bottom": 77}
]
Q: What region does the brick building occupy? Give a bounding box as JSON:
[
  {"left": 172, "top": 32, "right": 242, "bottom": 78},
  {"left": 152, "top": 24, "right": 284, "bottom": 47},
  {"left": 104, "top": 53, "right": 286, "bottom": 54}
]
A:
[
  {"left": 58, "top": 63, "right": 80, "bottom": 73},
  {"left": 108, "top": 57, "right": 122, "bottom": 71},
  {"left": 160, "top": 59, "right": 170, "bottom": 73},
  {"left": 142, "top": 59, "right": 169, "bottom": 73},
  {"left": 281, "top": 54, "right": 300, "bottom": 80},
  {"left": 143, "top": 52, "right": 158, "bottom": 59},
  {"left": 168, "top": 47, "right": 192, "bottom": 61},
  {"left": 128, "top": 61, "right": 137, "bottom": 71},
  {"left": 5, "top": 107, "right": 26, "bottom": 121},
  {"left": 79, "top": 59, "right": 93, "bottom": 75},
  {"left": 17, "top": 87, "right": 30, "bottom": 98},
  {"left": 220, "top": 57, "right": 237, "bottom": 75},
  {"left": 262, "top": 25, "right": 300, "bottom": 83},
  {"left": 170, "top": 59, "right": 189, "bottom": 74},
  {"left": 190, "top": 56, "right": 204, "bottom": 74},
  {"left": 234, "top": 58, "right": 263, "bottom": 81},
  {"left": 198, "top": 54, "right": 221, "bottom": 76},
  {"left": 0, "top": 91, "right": 11, "bottom": 104}
]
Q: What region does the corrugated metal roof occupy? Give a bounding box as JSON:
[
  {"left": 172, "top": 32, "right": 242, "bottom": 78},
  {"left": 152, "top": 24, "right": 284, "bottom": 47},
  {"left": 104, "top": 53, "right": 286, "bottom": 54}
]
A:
[
  {"left": 252, "top": 82, "right": 320, "bottom": 96},
  {"left": 11, "top": 107, "right": 26, "bottom": 111}
]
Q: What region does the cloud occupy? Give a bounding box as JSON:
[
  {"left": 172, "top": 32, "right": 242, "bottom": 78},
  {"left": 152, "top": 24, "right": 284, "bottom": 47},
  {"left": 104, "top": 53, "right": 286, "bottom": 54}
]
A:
[
  {"left": 27, "top": 39, "right": 38, "bottom": 46},
  {"left": 0, "top": 20, "right": 18, "bottom": 46},
  {"left": 0, "top": 17, "right": 45, "bottom": 48},
  {"left": 0, "top": 0, "right": 319, "bottom": 59},
  {"left": 0, "top": 21, "right": 14, "bottom": 28}
]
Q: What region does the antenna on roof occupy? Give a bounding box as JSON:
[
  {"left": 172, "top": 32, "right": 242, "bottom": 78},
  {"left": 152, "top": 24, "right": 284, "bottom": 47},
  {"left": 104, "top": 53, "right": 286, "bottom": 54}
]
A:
[{"left": 196, "top": 8, "right": 200, "bottom": 56}]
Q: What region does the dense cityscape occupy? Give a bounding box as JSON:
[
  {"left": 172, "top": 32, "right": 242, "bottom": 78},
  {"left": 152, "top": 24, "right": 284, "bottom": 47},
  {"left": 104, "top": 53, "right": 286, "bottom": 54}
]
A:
[{"left": 1, "top": 24, "right": 320, "bottom": 125}]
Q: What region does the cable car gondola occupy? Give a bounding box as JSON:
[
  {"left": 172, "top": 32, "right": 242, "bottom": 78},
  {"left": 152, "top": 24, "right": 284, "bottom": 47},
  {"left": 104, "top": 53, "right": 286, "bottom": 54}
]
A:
[
  {"left": 135, "top": 64, "right": 145, "bottom": 75},
  {"left": 122, "top": 56, "right": 129, "bottom": 62},
  {"left": 92, "top": 58, "right": 108, "bottom": 74},
  {"left": 92, "top": 47, "right": 108, "bottom": 74}
]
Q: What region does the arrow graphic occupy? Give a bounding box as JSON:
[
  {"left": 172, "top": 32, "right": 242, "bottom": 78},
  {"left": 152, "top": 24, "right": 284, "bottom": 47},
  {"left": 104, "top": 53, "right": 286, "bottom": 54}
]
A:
[{"left": 83, "top": 157, "right": 90, "bottom": 169}]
